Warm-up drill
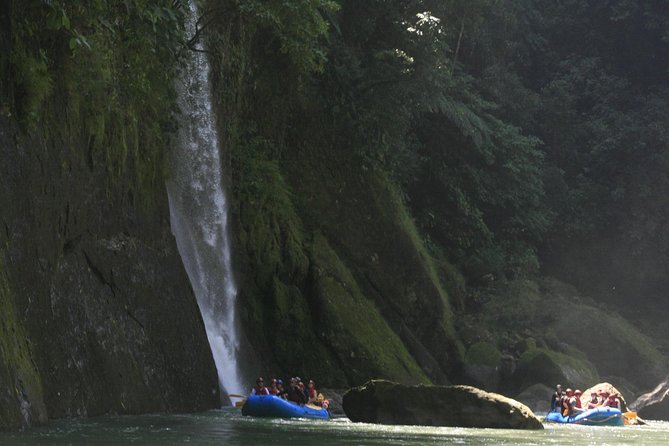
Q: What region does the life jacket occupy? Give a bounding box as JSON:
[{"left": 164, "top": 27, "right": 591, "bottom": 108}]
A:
[
  {"left": 562, "top": 396, "right": 576, "bottom": 417},
  {"left": 574, "top": 397, "right": 582, "bottom": 409},
  {"left": 308, "top": 388, "right": 318, "bottom": 400},
  {"left": 268, "top": 387, "right": 279, "bottom": 395},
  {"left": 253, "top": 386, "right": 269, "bottom": 395},
  {"left": 608, "top": 399, "right": 619, "bottom": 409}
]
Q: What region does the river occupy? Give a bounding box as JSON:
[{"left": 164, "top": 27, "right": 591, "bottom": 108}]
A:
[{"left": 1, "top": 409, "right": 668, "bottom": 445}]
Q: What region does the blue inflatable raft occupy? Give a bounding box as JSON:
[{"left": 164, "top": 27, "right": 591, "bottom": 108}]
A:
[
  {"left": 241, "top": 395, "right": 330, "bottom": 420},
  {"left": 544, "top": 407, "right": 624, "bottom": 426}
]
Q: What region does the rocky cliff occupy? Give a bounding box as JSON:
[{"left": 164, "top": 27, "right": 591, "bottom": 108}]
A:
[{"left": 0, "top": 116, "right": 219, "bottom": 430}]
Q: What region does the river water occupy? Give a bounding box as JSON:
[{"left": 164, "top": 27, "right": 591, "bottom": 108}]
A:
[{"left": 1, "top": 409, "right": 668, "bottom": 445}]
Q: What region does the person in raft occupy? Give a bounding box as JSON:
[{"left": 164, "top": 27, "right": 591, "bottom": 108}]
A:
[
  {"left": 251, "top": 377, "right": 270, "bottom": 395},
  {"left": 268, "top": 378, "right": 280, "bottom": 395},
  {"left": 586, "top": 392, "right": 599, "bottom": 409},
  {"left": 286, "top": 377, "right": 307, "bottom": 405},
  {"left": 573, "top": 390, "right": 583, "bottom": 410},
  {"left": 562, "top": 388, "right": 584, "bottom": 416},
  {"left": 298, "top": 379, "right": 307, "bottom": 400},
  {"left": 306, "top": 379, "right": 331, "bottom": 410},
  {"left": 275, "top": 379, "right": 285, "bottom": 399},
  {"left": 603, "top": 393, "right": 621, "bottom": 409},
  {"left": 306, "top": 380, "right": 319, "bottom": 405},
  {"left": 550, "top": 384, "right": 563, "bottom": 411}
]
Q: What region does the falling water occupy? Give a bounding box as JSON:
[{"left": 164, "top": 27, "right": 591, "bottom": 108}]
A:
[{"left": 166, "top": 1, "right": 244, "bottom": 401}]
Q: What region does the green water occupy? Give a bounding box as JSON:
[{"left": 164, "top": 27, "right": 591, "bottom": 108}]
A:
[{"left": 1, "top": 409, "right": 668, "bottom": 445}]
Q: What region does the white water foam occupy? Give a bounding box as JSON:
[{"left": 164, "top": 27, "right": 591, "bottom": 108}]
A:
[{"left": 166, "top": 1, "right": 244, "bottom": 402}]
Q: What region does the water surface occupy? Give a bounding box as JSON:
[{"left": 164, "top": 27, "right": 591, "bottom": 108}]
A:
[{"left": 2, "top": 408, "right": 668, "bottom": 445}]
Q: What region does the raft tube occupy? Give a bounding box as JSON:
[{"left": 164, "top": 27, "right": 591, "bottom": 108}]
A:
[
  {"left": 544, "top": 407, "right": 624, "bottom": 426},
  {"left": 241, "top": 395, "right": 330, "bottom": 420}
]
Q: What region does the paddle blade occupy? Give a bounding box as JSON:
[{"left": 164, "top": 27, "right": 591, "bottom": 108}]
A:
[{"left": 235, "top": 400, "right": 245, "bottom": 409}]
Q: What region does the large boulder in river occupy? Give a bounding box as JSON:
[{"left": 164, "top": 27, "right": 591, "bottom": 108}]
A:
[
  {"left": 579, "top": 382, "right": 628, "bottom": 411},
  {"left": 343, "top": 380, "right": 543, "bottom": 429}
]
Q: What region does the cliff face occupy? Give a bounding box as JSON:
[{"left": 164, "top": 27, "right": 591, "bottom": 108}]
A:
[
  {"left": 0, "top": 116, "right": 219, "bottom": 430},
  {"left": 229, "top": 146, "right": 462, "bottom": 387}
]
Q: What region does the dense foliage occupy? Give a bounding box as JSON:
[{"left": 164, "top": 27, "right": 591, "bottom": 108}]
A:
[
  {"left": 7, "top": 0, "right": 666, "bottom": 305},
  {"left": 201, "top": 0, "right": 669, "bottom": 311},
  {"left": 0, "top": 0, "right": 186, "bottom": 197}
]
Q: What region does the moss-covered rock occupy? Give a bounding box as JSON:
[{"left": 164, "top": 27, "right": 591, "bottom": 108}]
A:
[
  {"left": 309, "top": 234, "right": 429, "bottom": 385},
  {"left": 463, "top": 341, "right": 502, "bottom": 390},
  {"left": 231, "top": 152, "right": 428, "bottom": 385},
  {"left": 510, "top": 347, "right": 599, "bottom": 393},
  {"left": 466, "top": 342, "right": 502, "bottom": 368},
  {"left": 462, "top": 278, "right": 664, "bottom": 393},
  {"left": 0, "top": 110, "right": 219, "bottom": 429},
  {"left": 552, "top": 304, "right": 665, "bottom": 389},
  {"left": 281, "top": 140, "right": 462, "bottom": 382},
  {"left": 0, "top": 257, "right": 47, "bottom": 430}
]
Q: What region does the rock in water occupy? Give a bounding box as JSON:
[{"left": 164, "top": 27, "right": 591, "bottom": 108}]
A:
[
  {"left": 579, "top": 382, "right": 628, "bottom": 411},
  {"left": 632, "top": 376, "right": 669, "bottom": 420},
  {"left": 638, "top": 396, "right": 669, "bottom": 421},
  {"left": 630, "top": 376, "right": 669, "bottom": 411},
  {"left": 343, "top": 380, "right": 543, "bottom": 429}
]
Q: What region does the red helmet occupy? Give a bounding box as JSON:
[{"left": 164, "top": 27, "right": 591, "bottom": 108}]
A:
[
  {"left": 574, "top": 389, "right": 582, "bottom": 395},
  {"left": 566, "top": 388, "right": 574, "bottom": 395}
]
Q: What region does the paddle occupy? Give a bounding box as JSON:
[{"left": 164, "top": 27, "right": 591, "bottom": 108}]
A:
[
  {"left": 223, "top": 393, "right": 247, "bottom": 408},
  {"left": 622, "top": 411, "right": 638, "bottom": 425}
]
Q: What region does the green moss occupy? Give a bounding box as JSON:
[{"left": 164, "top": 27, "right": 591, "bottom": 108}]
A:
[
  {"left": 0, "top": 255, "right": 44, "bottom": 429},
  {"left": 479, "top": 280, "right": 543, "bottom": 333},
  {"left": 465, "top": 341, "right": 502, "bottom": 368},
  {"left": 235, "top": 151, "right": 310, "bottom": 287},
  {"left": 10, "top": 45, "right": 52, "bottom": 124},
  {"left": 379, "top": 175, "right": 455, "bottom": 336},
  {"left": 513, "top": 347, "right": 598, "bottom": 392},
  {"left": 267, "top": 278, "right": 346, "bottom": 383},
  {"left": 553, "top": 299, "right": 666, "bottom": 388},
  {"left": 231, "top": 149, "right": 429, "bottom": 385},
  {"left": 4, "top": 1, "right": 185, "bottom": 202},
  {"left": 309, "top": 233, "right": 429, "bottom": 385}
]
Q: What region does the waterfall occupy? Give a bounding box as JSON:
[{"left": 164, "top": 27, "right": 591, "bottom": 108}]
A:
[{"left": 166, "top": 1, "right": 244, "bottom": 402}]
